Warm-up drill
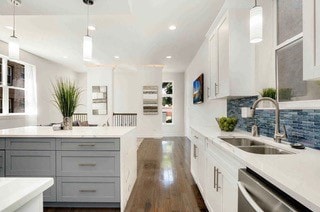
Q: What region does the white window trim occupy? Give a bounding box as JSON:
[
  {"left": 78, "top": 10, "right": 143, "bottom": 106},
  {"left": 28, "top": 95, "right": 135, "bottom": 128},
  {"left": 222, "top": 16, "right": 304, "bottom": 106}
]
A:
[
  {"left": 273, "top": 1, "right": 320, "bottom": 109},
  {"left": 0, "top": 54, "right": 36, "bottom": 116},
  {"left": 162, "top": 81, "right": 174, "bottom": 125}
]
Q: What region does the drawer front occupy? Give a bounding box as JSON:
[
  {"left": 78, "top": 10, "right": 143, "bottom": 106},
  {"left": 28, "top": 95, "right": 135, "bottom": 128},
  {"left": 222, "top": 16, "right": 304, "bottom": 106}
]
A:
[
  {"left": 6, "top": 151, "right": 55, "bottom": 176},
  {"left": 0, "top": 139, "right": 5, "bottom": 149},
  {"left": 57, "top": 177, "right": 120, "bottom": 202},
  {"left": 6, "top": 138, "right": 56, "bottom": 150},
  {"left": 0, "top": 151, "right": 4, "bottom": 177},
  {"left": 56, "top": 151, "right": 120, "bottom": 177},
  {"left": 57, "top": 138, "right": 120, "bottom": 151}
]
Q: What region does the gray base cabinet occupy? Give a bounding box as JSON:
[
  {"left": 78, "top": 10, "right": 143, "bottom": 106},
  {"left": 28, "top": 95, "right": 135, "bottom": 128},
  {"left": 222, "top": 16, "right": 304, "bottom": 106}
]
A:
[{"left": 2, "top": 137, "right": 121, "bottom": 206}]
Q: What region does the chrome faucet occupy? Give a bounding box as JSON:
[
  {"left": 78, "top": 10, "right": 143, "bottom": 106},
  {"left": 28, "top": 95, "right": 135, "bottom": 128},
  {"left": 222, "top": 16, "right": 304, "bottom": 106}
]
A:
[{"left": 251, "top": 97, "right": 287, "bottom": 143}]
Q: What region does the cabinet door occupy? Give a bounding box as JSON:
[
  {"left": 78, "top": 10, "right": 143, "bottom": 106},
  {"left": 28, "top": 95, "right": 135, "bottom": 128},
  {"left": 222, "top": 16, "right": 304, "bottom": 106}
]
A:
[
  {"left": 197, "top": 141, "right": 206, "bottom": 195},
  {"left": 222, "top": 172, "right": 238, "bottom": 212},
  {"left": 217, "top": 15, "right": 230, "bottom": 98},
  {"left": 209, "top": 31, "right": 219, "bottom": 99},
  {"left": 205, "top": 153, "right": 222, "bottom": 212},
  {"left": 190, "top": 141, "right": 198, "bottom": 183},
  {"left": 0, "top": 151, "right": 4, "bottom": 177}
]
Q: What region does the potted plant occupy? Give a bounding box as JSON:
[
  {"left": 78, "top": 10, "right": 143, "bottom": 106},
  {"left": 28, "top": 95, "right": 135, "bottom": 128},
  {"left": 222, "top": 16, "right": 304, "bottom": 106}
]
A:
[
  {"left": 259, "top": 88, "right": 276, "bottom": 108},
  {"left": 52, "top": 79, "right": 82, "bottom": 130}
]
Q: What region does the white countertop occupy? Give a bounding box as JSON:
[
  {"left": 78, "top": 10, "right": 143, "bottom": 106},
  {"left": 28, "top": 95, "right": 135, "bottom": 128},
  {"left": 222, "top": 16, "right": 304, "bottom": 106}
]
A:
[
  {"left": 191, "top": 125, "right": 320, "bottom": 212},
  {"left": 0, "top": 126, "right": 136, "bottom": 138},
  {"left": 0, "top": 177, "right": 53, "bottom": 211}
]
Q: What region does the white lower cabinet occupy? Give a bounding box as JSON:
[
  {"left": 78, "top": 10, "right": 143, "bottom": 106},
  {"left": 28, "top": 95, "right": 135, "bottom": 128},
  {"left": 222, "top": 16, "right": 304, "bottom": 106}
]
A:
[{"left": 190, "top": 128, "right": 244, "bottom": 212}]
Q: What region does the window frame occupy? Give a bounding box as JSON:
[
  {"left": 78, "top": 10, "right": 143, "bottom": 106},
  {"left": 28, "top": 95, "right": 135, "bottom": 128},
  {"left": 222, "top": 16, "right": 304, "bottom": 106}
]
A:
[
  {"left": 0, "top": 54, "right": 29, "bottom": 116},
  {"left": 162, "top": 81, "right": 174, "bottom": 125},
  {"left": 274, "top": 0, "right": 320, "bottom": 109}
]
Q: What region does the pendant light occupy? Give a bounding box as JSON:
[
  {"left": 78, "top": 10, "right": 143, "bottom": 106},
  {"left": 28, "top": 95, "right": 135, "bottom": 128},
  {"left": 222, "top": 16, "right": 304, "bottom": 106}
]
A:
[
  {"left": 83, "top": 0, "right": 94, "bottom": 61},
  {"left": 250, "top": 0, "right": 263, "bottom": 43},
  {"left": 8, "top": 0, "right": 21, "bottom": 60}
]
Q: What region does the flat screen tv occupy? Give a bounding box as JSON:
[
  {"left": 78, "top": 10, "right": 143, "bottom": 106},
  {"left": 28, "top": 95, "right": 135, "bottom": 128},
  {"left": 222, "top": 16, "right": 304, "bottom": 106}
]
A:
[{"left": 193, "top": 74, "right": 204, "bottom": 104}]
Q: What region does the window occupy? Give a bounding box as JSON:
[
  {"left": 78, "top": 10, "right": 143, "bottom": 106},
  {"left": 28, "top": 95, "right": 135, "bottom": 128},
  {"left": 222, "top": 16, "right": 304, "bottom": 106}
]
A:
[
  {"left": 0, "top": 56, "right": 37, "bottom": 115},
  {"left": 276, "top": 0, "right": 320, "bottom": 102},
  {"left": 162, "top": 82, "right": 173, "bottom": 124}
]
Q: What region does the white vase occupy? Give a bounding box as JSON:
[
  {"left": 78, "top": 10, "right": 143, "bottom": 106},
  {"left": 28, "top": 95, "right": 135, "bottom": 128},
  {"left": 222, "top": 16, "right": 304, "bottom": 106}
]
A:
[{"left": 62, "top": 117, "right": 72, "bottom": 130}]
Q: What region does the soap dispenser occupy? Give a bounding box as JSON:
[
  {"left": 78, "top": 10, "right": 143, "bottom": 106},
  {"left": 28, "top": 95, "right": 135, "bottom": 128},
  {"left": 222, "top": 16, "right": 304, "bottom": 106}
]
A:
[{"left": 251, "top": 121, "right": 259, "bottom": 137}]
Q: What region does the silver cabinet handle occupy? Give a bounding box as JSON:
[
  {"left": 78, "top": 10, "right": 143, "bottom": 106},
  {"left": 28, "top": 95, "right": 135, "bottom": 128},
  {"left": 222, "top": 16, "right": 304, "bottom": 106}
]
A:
[
  {"left": 194, "top": 135, "right": 199, "bottom": 139},
  {"left": 216, "top": 168, "right": 221, "bottom": 192},
  {"left": 215, "top": 83, "right": 219, "bottom": 96},
  {"left": 193, "top": 144, "right": 198, "bottom": 158},
  {"left": 238, "top": 182, "right": 264, "bottom": 212},
  {"left": 207, "top": 87, "right": 210, "bottom": 98},
  {"left": 79, "top": 189, "right": 96, "bottom": 193},
  {"left": 214, "top": 166, "right": 217, "bottom": 189},
  {"left": 78, "top": 144, "right": 96, "bottom": 147},
  {"left": 79, "top": 163, "right": 96, "bottom": 167}
]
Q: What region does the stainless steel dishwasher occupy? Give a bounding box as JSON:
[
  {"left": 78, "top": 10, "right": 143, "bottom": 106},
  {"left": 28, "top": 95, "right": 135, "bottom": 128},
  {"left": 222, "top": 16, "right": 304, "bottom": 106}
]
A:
[{"left": 238, "top": 169, "right": 312, "bottom": 212}]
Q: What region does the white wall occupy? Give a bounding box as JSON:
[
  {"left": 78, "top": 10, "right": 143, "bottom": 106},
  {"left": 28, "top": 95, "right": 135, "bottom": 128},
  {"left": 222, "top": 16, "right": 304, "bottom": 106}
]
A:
[
  {"left": 86, "top": 68, "right": 113, "bottom": 126},
  {"left": 0, "top": 41, "right": 81, "bottom": 128},
  {"left": 184, "top": 41, "right": 227, "bottom": 137},
  {"left": 76, "top": 72, "right": 87, "bottom": 113},
  {"left": 254, "top": 0, "right": 276, "bottom": 92},
  {"left": 162, "top": 72, "right": 185, "bottom": 137},
  {"left": 113, "top": 67, "right": 163, "bottom": 138}
]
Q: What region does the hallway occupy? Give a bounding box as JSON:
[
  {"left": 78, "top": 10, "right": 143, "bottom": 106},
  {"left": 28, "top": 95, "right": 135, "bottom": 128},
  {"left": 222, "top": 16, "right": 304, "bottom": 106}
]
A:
[{"left": 125, "top": 137, "right": 207, "bottom": 211}]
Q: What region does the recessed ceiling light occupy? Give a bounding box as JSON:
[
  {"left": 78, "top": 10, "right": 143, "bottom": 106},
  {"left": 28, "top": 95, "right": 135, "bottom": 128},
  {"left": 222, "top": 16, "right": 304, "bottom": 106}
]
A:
[
  {"left": 63, "top": 56, "right": 68, "bottom": 59},
  {"left": 88, "top": 25, "right": 96, "bottom": 31},
  {"left": 169, "top": 25, "right": 177, "bottom": 31},
  {"left": 114, "top": 56, "right": 120, "bottom": 59},
  {"left": 166, "top": 56, "right": 172, "bottom": 59},
  {"left": 4, "top": 26, "right": 13, "bottom": 30}
]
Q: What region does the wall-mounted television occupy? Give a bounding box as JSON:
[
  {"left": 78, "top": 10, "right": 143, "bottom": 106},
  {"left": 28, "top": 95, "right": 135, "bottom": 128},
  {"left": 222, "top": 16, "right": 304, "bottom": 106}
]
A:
[{"left": 193, "top": 74, "right": 204, "bottom": 104}]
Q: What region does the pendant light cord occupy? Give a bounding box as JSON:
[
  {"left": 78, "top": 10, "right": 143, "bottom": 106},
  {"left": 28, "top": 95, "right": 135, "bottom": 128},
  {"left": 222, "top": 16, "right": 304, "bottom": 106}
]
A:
[
  {"left": 86, "top": 3, "right": 89, "bottom": 36},
  {"left": 12, "top": 1, "right": 16, "bottom": 37}
]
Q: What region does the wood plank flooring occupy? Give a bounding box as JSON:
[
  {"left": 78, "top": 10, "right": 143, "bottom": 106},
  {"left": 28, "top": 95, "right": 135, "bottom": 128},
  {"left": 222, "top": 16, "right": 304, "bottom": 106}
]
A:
[{"left": 45, "top": 137, "right": 207, "bottom": 212}]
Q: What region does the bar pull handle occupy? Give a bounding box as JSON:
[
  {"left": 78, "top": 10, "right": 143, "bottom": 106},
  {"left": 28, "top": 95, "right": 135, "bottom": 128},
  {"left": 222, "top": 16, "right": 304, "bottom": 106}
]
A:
[
  {"left": 214, "top": 166, "right": 217, "bottom": 189},
  {"left": 216, "top": 168, "right": 221, "bottom": 192},
  {"left": 193, "top": 144, "right": 198, "bottom": 158},
  {"left": 215, "top": 83, "right": 219, "bottom": 96},
  {"left": 194, "top": 135, "right": 199, "bottom": 139},
  {"left": 79, "top": 163, "right": 96, "bottom": 167},
  {"left": 79, "top": 189, "right": 96, "bottom": 193},
  {"left": 78, "top": 144, "right": 96, "bottom": 147}
]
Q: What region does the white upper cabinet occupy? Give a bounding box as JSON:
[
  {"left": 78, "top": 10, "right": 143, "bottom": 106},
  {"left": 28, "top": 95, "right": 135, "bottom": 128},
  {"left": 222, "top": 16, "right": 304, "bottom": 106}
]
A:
[
  {"left": 303, "top": 0, "right": 320, "bottom": 80},
  {"left": 207, "top": 9, "right": 255, "bottom": 99}
]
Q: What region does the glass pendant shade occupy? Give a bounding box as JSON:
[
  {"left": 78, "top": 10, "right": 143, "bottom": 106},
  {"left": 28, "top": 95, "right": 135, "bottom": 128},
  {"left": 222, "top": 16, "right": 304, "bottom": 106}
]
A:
[
  {"left": 8, "top": 35, "right": 20, "bottom": 60},
  {"left": 250, "top": 6, "right": 263, "bottom": 43},
  {"left": 83, "top": 35, "right": 92, "bottom": 61}
]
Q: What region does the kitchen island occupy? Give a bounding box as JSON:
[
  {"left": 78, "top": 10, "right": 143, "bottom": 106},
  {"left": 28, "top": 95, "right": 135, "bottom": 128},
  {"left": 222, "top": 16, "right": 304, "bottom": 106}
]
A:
[{"left": 0, "top": 126, "right": 137, "bottom": 212}]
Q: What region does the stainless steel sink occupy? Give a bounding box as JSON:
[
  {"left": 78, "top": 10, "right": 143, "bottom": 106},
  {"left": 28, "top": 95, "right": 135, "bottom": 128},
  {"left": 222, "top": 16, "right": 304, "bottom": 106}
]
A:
[
  {"left": 219, "top": 137, "right": 265, "bottom": 147},
  {"left": 238, "top": 146, "right": 292, "bottom": 155},
  {"left": 219, "top": 137, "right": 294, "bottom": 155}
]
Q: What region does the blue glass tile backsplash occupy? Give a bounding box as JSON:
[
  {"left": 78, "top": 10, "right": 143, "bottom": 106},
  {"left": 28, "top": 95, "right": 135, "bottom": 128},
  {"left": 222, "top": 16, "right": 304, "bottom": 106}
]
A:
[{"left": 227, "top": 96, "right": 320, "bottom": 150}]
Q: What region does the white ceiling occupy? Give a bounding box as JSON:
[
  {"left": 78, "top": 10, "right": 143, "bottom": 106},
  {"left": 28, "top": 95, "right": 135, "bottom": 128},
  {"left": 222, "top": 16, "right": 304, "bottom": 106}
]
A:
[{"left": 0, "top": 0, "right": 225, "bottom": 72}]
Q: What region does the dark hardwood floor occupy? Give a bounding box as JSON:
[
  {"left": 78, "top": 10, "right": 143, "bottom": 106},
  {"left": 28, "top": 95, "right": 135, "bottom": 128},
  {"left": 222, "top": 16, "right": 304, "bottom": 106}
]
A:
[{"left": 45, "top": 137, "right": 207, "bottom": 212}]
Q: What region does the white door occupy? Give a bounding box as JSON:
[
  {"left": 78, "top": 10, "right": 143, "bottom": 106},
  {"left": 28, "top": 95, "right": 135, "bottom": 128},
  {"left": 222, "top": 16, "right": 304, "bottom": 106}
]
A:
[
  {"left": 209, "top": 31, "right": 219, "bottom": 99},
  {"left": 205, "top": 153, "right": 223, "bottom": 212}
]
